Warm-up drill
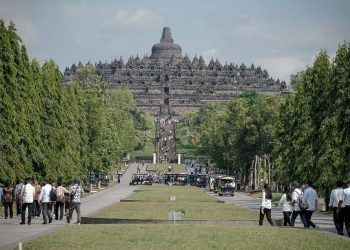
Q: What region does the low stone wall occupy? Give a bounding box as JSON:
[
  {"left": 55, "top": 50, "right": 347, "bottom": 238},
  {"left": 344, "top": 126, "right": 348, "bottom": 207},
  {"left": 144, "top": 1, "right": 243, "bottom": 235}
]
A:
[{"left": 81, "top": 217, "right": 258, "bottom": 225}]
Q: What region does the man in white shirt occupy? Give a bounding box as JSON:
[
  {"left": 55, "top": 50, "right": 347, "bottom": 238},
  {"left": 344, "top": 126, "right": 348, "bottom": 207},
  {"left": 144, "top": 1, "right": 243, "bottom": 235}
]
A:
[
  {"left": 290, "top": 182, "right": 307, "bottom": 227},
  {"left": 343, "top": 181, "right": 350, "bottom": 237},
  {"left": 329, "top": 180, "right": 345, "bottom": 235},
  {"left": 20, "top": 178, "right": 35, "bottom": 225},
  {"left": 39, "top": 179, "right": 53, "bottom": 224},
  {"left": 303, "top": 181, "right": 318, "bottom": 229}
]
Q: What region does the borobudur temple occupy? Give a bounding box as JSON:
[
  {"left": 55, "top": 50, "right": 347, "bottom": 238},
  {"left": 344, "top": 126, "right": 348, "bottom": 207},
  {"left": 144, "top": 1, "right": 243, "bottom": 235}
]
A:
[{"left": 63, "top": 27, "right": 287, "bottom": 115}]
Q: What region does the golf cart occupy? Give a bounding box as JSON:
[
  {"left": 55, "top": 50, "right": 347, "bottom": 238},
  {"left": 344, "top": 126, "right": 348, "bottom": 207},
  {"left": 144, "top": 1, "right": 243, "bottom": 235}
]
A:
[{"left": 218, "top": 176, "right": 235, "bottom": 196}]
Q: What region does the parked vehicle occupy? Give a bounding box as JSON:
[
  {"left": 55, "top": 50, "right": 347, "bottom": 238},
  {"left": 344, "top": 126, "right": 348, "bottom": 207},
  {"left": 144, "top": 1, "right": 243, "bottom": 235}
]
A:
[
  {"left": 129, "top": 174, "right": 153, "bottom": 185},
  {"left": 164, "top": 173, "right": 188, "bottom": 185},
  {"left": 188, "top": 174, "right": 208, "bottom": 188},
  {"left": 218, "top": 176, "right": 235, "bottom": 196}
]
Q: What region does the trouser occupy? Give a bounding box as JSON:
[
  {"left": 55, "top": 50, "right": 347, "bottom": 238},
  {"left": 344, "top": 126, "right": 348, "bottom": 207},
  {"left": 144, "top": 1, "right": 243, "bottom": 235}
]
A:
[
  {"left": 259, "top": 207, "right": 274, "bottom": 226},
  {"left": 21, "top": 203, "right": 33, "bottom": 223},
  {"left": 4, "top": 202, "right": 13, "bottom": 218},
  {"left": 54, "top": 201, "right": 65, "bottom": 220},
  {"left": 67, "top": 202, "right": 81, "bottom": 223},
  {"left": 32, "top": 200, "right": 41, "bottom": 217},
  {"left": 42, "top": 202, "right": 53, "bottom": 223},
  {"left": 283, "top": 211, "right": 292, "bottom": 226},
  {"left": 16, "top": 199, "right": 21, "bottom": 215},
  {"left": 344, "top": 206, "right": 350, "bottom": 237},
  {"left": 333, "top": 207, "right": 345, "bottom": 235},
  {"left": 291, "top": 210, "right": 307, "bottom": 227},
  {"left": 304, "top": 210, "right": 317, "bottom": 228},
  {"left": 65, "top": 200, "right": 71, "bottom": 215}
]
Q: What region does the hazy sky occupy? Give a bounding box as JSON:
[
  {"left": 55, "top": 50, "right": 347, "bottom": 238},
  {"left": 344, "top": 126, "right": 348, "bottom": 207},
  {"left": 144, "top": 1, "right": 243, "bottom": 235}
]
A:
[{"left": 1, "top": 0, "right": 349, "bottom": 83}]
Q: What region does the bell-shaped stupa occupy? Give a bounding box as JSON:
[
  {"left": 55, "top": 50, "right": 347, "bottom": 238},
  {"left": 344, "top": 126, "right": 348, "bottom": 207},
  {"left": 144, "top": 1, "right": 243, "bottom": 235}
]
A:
[{"left": 150, "top": 27, "right": 182, "bottom": 59}]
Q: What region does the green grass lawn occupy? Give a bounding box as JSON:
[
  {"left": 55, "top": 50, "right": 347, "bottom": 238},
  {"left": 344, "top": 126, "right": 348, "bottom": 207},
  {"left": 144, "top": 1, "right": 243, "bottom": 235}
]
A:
[
  {"left": 125, "top": 185, "right": 215, "bottom": 202},
  {"left": 23, "top": 224, "right": 350, "bottom": 250},
  {"left": 95, "top": 185, "right": 257, "bottom": 220},
  {"left": 132, "top": 143, "right": 154, "bottom": 157},
  {"left": 21, "top": 185, "right": 350, "bottom": 249},
  {"left": 146, "top": 164, "right": 185, "bottom": 173}
]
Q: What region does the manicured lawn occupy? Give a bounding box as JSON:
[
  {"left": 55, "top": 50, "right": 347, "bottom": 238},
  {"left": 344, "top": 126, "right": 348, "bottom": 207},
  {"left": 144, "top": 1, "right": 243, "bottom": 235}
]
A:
[
  {"left": 132, "top": 143, "right": 154, "bottom": 157},
  {"left": 95, "top": 185, "right": 257, "bottom": 220},
  {"left": 24, "top": 224, "right": 350, "bottom": 250},
  {"left": 125, "top": 185, "right": 215, "bottom": 202},
  {"left": 94, "top": 201, "right": 257, "bottom": 220},
  {"left": 147, "top": 164, "right": 185, "bottom": 173}
]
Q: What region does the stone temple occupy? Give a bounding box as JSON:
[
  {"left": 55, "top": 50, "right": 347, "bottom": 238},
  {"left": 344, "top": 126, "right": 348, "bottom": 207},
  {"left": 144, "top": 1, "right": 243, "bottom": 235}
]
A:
[{"left": 64, "top": 27, "right": 287, "bottom": 115}]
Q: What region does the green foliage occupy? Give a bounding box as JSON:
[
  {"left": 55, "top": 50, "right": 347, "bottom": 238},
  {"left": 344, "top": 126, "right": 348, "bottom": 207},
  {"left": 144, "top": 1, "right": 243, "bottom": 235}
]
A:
[
  {"left": 0, "top": 20, "right": 138, "bottom": 183},
  {"left": 275, "top": 43, "right": 350, "bottom": 194},
  {"left": 182, "top": 97, "right": 281, "bottom": 181}
]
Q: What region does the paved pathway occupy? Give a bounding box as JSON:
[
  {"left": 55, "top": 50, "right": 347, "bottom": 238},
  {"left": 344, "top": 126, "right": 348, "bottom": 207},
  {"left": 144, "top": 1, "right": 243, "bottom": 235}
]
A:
[
  {"left": 209, "top": 191, "right": 338, "bottom": 234},
  {"left": 0, "top": 163, "right": 141, "bottom": 250}
]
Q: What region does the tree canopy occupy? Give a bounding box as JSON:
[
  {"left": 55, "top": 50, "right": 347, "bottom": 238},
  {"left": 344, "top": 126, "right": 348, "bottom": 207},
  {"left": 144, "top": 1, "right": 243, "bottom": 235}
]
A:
[{"left": 0, "top": 20, "right": 138, "bottom": 183}]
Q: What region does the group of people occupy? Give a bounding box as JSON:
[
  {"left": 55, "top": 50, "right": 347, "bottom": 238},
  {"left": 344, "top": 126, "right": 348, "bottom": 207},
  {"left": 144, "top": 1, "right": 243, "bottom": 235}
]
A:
[
  {"left": 260, "top": 181, "right": 319, "bottom": 228},
  {"left": 329, "top": 180, "right": 350, "bottom": 236},
  {"left": 259, "top": 180, "right": 350, "bottom": 237},
  {"left": 1, "top": 177, "right": 84, "bottom": 225},
  {"left": 156, "top": 116, "right": 178, "bottom": 164}
]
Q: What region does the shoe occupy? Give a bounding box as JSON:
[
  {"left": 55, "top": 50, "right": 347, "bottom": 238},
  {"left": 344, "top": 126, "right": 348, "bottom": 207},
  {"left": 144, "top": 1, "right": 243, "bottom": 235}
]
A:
[
  {"left": 20, "top": 222, "right": 25, "bottom": 225},
  {"left": 42, "top": 222, "right": 47, "bottom": 224},
  {"left": 49, "top": 218, "right": 52, "bottom": 223},
  {"left": 66, "top": 220, "right": 70, "bottom": 224},
  {"left": 5, "top": 217, "right": 7, "bottom": 219},
  {"left": 28, "top": 222, "right": 31, "bottom": 225},
  {"left": 77, "top": 223, "right": 81, "bottom": 225}
]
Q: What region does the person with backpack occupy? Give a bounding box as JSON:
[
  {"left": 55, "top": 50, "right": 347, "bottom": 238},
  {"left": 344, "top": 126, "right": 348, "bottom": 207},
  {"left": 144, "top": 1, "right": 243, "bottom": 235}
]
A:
[
  {"left": 276, "top": 186, "right": 293, "bottom": 226},
  {"left": 329, "top": 180, "right": 345, "bottom": 235},
  {"left": 303, "top": 180, "right": 319, "bottom": 229},
  {"left": 20, "top": 178, "right": 36, "bottom": 225},
  {"left": 290, "top": 182, "right": 307, "bottom": 227},
  {"left": 259, "top": 183, "right": 274, "bottom": 226},
  {"left": 3, "top": 182, "right": 14, "bottom": 219},
  {"left": 67, "top": 179, "right": 84, "bottom": 224},
  {"left": 39, "top": 179, "right": 53, "bottom": 224},
  {"left": 54, "top": 181, "right": 69, "bottom": 220}
]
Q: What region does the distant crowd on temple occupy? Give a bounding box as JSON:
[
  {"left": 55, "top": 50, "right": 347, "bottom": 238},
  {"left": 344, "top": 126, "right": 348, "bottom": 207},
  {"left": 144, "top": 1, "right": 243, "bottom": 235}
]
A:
[
  {"left": 155, "top": 116, "right": 179, "bottom": 163},
  {"left": 0, "top": 177, "right": 84, "bottom": 225}
]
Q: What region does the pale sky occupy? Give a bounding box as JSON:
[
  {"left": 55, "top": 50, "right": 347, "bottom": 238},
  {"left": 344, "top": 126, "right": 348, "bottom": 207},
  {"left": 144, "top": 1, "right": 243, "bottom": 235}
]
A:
[{"left": 1, "top": 0, "right": 349, "bottom": 83}]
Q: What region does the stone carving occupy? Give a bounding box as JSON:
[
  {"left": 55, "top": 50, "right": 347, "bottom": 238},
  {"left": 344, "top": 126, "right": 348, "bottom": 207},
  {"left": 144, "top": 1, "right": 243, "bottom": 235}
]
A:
[{"left": 63, "top": 27, "right": 287, "bottom": 115}]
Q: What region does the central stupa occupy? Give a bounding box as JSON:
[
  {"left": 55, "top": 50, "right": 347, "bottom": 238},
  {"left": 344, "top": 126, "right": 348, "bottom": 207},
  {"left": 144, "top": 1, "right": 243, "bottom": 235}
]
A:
[{"left": 150, "top": 27, "right": 182, "bottom": 59}]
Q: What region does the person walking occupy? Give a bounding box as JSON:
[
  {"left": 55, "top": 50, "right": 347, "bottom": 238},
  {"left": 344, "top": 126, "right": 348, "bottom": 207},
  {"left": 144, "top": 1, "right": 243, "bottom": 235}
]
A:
[
  {"left": 277, "top": 186, "right": 293, "bottom": 226},
  {"left": 0, "top": 182, "right": 3, "bottom": 206},
  {"left": 67, "top": 179, "right": 84, "bottom": 224},
  {"left": 54, "top": 181, "right": 69, "bottom": 220},
  {"left": 290, "top": 182, "right": 307, "bottom": 227},
  {"left": 3, "top": 182, "right": 14, "bottom": 219},
  {"left": 259, "top": 183, "right": 274, "bottom": 226},
  {"left": 303, "top": 180, "right": 318, "bottom": 229},
  {"left": 39, "top": 179, "right": 53, "bottom": 224},
  {"left": 14, "top": 179, "right": 23, "bottom": 216},
  {"left": 19, "top": 178, "right": 35, "bottom": 225},
  {"left": 32, "top": 180, "right": 41, "bottom": 218},
  {"left": 329, "top": 180, "right": 345, "bottom": 235},
  {"left": 343, "top": 181, "right": 350, "bottom": 237}
]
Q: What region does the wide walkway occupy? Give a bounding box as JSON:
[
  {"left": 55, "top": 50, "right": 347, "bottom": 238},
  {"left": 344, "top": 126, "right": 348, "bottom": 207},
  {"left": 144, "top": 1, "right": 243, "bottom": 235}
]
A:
[
  {"left": 212, "top": 191, "right": 338, "bottom": 234},
  {"left": 0, "top": 163, "right": 143, "bottom": 250}
]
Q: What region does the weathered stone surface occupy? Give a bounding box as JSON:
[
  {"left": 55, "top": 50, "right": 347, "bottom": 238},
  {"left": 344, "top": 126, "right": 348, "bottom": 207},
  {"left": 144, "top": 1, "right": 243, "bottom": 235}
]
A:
[{"left": 63, "top": 27, "right": 287, "bottom": 115}]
